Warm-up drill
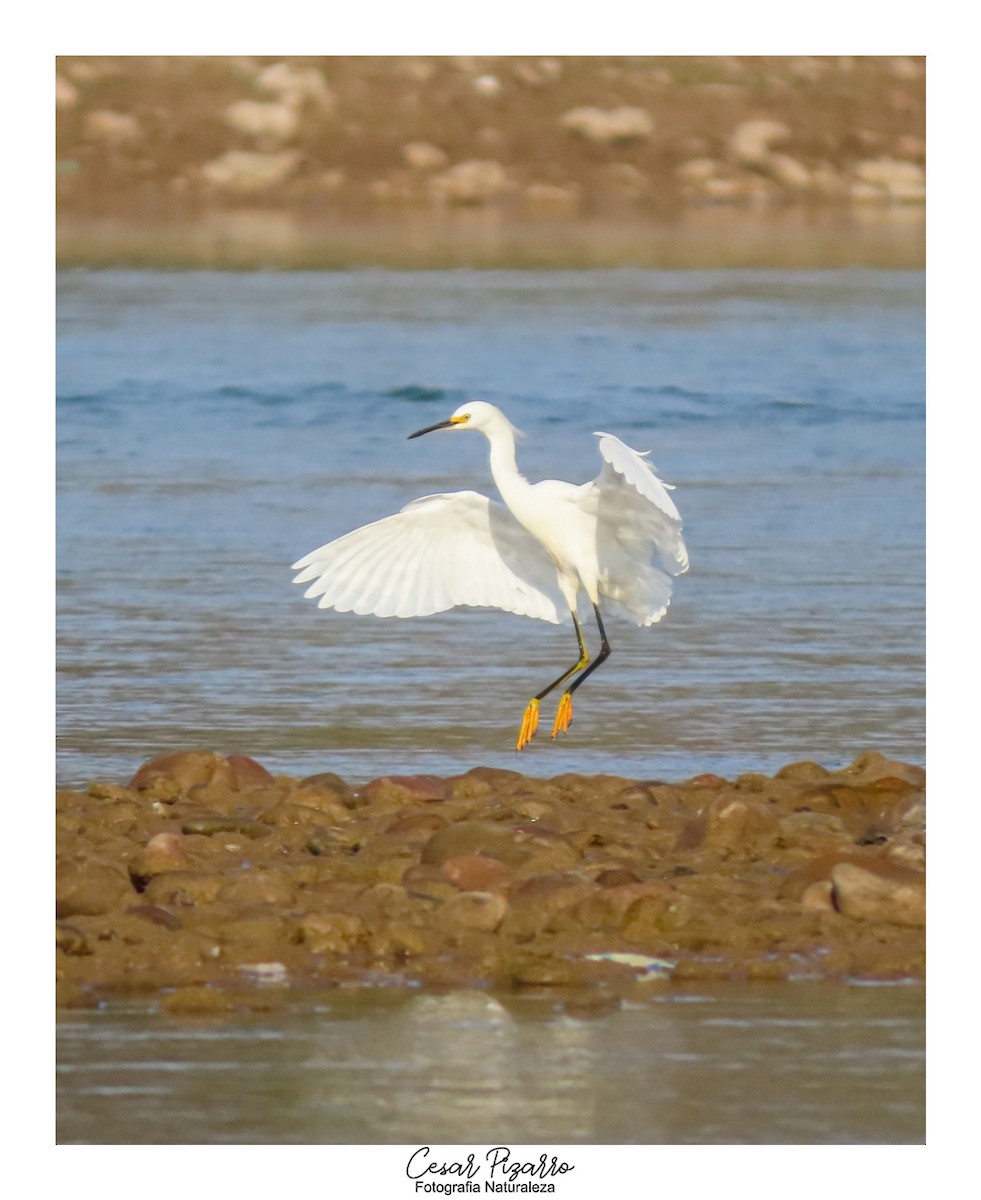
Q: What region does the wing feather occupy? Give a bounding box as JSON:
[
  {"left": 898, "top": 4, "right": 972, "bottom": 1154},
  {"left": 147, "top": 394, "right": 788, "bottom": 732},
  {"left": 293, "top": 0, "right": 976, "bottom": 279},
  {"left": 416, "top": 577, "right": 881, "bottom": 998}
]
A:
[
  {"left": 593, "top": 432, "right": 689, "bottom": 574},
  {"left": 293, "top": 490, "right": 565, "bottom": 623},
  {"left": 585, "top": 432, "right": 689, "bottom": 626}
]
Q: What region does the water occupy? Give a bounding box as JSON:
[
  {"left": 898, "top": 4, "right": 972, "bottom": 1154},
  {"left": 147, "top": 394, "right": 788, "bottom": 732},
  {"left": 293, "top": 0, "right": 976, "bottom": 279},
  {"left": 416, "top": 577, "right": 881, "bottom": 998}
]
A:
[
  {"left": 55, "top": 270, "right": 925, "bottom": 1148},
  {"left": 56, "top": 983, "right": 924, "bottom": 1144},
  {"left": 56, "top": 268, "right": 924, "bottom": 786}
]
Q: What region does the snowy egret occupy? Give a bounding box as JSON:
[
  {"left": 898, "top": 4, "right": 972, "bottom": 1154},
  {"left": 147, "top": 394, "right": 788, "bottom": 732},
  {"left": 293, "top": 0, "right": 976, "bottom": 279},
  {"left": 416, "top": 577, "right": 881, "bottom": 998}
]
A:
[{"left": 292, "top": 402, "right": 688, "bottom": 750}]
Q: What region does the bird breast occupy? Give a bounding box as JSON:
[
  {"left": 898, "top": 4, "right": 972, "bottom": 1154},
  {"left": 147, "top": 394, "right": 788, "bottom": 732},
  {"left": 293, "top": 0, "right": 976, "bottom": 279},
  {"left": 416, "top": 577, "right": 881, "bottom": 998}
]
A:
[{"left": 511, "top": 480, "right": 597, "bottom": 577}]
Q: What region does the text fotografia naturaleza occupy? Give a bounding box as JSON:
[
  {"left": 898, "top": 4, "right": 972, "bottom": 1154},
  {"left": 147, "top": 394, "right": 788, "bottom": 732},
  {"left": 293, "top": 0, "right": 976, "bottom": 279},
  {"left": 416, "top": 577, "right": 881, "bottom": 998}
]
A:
[{"left": 408, "top": 1147, "right": 574, "bottom": 1193}]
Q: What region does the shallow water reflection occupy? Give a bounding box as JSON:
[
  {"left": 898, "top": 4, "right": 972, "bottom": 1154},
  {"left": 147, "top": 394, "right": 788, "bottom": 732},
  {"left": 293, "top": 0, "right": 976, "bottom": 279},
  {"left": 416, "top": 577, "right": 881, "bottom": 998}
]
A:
[{"left": 57, "top": 983, "right": 924, "bottom": 1144}]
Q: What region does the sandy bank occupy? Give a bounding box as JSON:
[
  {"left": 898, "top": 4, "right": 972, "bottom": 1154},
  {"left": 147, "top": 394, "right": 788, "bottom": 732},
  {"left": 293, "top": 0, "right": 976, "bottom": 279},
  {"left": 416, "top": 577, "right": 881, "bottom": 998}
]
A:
[{"left": 56, "top": 56, "right": 925, "bottom": 271}]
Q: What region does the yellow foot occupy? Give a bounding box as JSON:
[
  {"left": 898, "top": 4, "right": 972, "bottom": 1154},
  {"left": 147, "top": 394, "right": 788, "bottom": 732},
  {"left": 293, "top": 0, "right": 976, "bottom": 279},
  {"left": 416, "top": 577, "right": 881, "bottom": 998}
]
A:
[
  {"left": 516, "top": 698, "right": 540, "bottom": 751},
  {"left": 552, "top": 692, "right": 573, "bottom": 738}
]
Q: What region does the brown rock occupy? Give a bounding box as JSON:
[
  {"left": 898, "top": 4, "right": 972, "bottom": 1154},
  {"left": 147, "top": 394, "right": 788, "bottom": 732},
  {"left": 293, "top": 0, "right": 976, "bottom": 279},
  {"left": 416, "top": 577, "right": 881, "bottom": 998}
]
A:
[
  {"left": 595, "top": 868, "right": 642, "bottom": 887},
  {"left": 260, "top": 801, "right": 335, "bottom": 828},
  {"left": 801, "top": 880, "right": 836, "bottom": 912},
  {"left": 385, "top": 812, "right": 448, "bottom": 839},
  {"left": 733, "top": 773, "right": 772, "bottom": 792},
  {"left": 141, "top": 870, "right": 227, "bottom": 907},
  {"left": 621, "top": 890, "right": 692, "bottom": 939},
  {"left": 180, "top": 813, "right": 269, "bottom": 838},
  {"left": 368, "top": 923, "right": 435, "bottom": 957},
  {"left": 298, "top": 769, "right": 351, "bottom": 793},
  {"left": 129, "top": 750, "right": 227, "bottom": 793},
  {"left": 551, "top": 773, "right": 635, "bottom": 804},
  {"left": 299, "top": 911, "right": 367, "bottom": 953},
  {"left": 360, "top": 774, "right": 452, "bottom": 808},
  {"left": 56, "top": 922, "right": 92, "bottom": 955},
  {"left": 779, "top": 810, "right": 849, "bottom": 839},
  {"left": 125, "top": 904, "right": 183, "bottom": 931},
  {"left": 87, "top": 782, "right": 139, "bottom": 802},
  {"left": 218, "top": 870, "right": 297, "bottom": 907},
  {"left": 886, "top": 838, "right": 926, "bottom": 870},
  {"left": 438, "top": 891, "right": 509, "bottom": 933},
  {"left": 831, "top": 862, "right": 925, "bottom": 926},
  {"left": 401, "top": 863, "right": 458, "bottom": 902},
  {"left": 441, "top": 854, "right": 513, "bottom": 893},
  {"left": 547, "top": 888, "right": 642, "bottom": 931},
  {"left": 676, "top": 797, "right": 778, "bottom": 852},
  {"left": 844, "top": 751, "right": 925, "bottom": 787},
  {"left": 421, "top": 820, "right": 534, "bottom": 868},
  {"left": 505, "top": 874, "right": 595, "bottom": 936},
  {"left": 504, "top": 797, "right": 556, "bottom": 822},
  {"left": 217, "top": 914, "right": 294, "bottom": 951},
  {"left": 778, "top": 851, "right": 910, "bottom": 900},
  {"left": 449, "top": 766, "right": 527, "bottom": 798},
  {"left": 56, "top": 863, "right": 133, "bottom": 918},
  {"left": 129, "top": 832, "right": 190, "bottom": 884},
  {"left": 226, "top": 756, "right": 276, "bottom": 790},
  {"left": 508, "top": 871, "right": 590, "bottom": 908},
  {"left": 776, "top": 760, "right": 830, "bottom": 782},
  {"left": 429, "top": 159, "right": 511, "bottom": 204}
]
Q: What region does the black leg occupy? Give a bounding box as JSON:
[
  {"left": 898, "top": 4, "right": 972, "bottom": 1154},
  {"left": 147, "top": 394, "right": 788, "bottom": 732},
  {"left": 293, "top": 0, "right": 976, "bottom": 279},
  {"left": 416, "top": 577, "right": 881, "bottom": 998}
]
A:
[
  {"left": 535, "top": 611, "right": 590, "bottom": 701},
  {"left": 551, "top": 604, "right": 611, "bottom": 738},
  {"left": 566, "top": 603, "right": 611, "bottom": 696}
]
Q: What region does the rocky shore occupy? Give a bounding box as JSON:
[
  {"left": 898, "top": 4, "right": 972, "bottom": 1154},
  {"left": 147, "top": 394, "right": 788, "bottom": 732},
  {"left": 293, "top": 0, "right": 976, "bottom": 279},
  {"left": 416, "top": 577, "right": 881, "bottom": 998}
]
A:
[
  {"left": 55, "top": 56, "right": 925, "bottom": 269},
  {"left": 56, "top": 749, "right": 925, "bottom": 1015}
]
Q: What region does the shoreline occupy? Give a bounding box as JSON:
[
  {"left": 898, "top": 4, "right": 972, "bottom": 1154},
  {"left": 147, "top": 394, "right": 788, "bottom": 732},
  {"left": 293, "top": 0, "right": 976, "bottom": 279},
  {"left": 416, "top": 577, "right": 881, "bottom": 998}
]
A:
[
  {"left": 57, "top": 209, "right": 924, "bottom": 272},
  {"left": 57, "top": 748, "right": 925, "bottom": 1014}
]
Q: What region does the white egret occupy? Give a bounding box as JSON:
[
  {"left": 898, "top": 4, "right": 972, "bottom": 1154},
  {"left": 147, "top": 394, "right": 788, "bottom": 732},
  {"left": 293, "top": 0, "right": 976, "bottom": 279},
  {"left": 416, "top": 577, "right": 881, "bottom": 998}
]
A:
[{"left": 292, "top": 402, "right": 688, "bottom": 750}]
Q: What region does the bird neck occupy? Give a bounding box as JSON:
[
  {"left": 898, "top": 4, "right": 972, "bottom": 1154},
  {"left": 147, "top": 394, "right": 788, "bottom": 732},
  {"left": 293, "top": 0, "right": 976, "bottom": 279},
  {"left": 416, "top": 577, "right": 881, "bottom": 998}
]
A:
[{"left": 485, "top": 425, "right": 530, "bottom": 506}]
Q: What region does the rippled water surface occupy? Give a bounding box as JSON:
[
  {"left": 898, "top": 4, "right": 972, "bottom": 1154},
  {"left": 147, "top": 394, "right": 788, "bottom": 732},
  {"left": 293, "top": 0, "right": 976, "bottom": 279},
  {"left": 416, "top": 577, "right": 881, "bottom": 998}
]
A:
[
  {"left": 56, "top": 984, "right": 924, "bottom": 1144},
  {"left": 56, "top": 268, "right": 924, "bottom": 786}
]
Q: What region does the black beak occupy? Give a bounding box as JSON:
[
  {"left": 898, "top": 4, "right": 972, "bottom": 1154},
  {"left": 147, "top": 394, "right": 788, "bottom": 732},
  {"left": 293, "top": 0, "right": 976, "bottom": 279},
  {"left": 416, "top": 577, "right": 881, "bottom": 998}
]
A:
[{"left": 407, "top": 419, "right": 454, "bottom": 440}]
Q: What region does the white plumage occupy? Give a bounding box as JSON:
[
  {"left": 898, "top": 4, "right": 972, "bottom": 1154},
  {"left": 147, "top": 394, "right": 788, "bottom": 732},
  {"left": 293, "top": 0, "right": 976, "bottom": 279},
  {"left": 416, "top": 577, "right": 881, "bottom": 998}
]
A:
[
  {"left": 293, "top": 490, "right": 565, "bottom": 623},
  {"left": 292, "top": 401, "right": 688, "bottom": 749}
]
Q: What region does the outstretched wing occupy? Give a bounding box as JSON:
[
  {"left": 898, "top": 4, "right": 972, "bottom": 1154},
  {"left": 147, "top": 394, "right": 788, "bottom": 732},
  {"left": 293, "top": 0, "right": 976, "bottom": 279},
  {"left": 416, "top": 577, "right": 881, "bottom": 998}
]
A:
[
  {"left": 589, "top": 432, "right": 689, "bottom": 626},
  {"left": 292, "top": 490, "right": 566, "bottom": 623}
]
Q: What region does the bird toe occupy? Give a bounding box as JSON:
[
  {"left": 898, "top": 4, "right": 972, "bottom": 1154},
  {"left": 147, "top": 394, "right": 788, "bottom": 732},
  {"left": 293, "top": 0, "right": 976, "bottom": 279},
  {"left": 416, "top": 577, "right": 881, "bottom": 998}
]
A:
[{"left": 516, "top": 698, "right": 540, "bottom": 751}]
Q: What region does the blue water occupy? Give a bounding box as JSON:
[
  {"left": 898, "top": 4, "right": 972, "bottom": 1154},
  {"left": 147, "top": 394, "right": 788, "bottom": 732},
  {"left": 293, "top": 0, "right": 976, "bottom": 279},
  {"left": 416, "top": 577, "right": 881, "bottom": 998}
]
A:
[{"left": 56, "top": 269, "right": 924, "bottom": 787}]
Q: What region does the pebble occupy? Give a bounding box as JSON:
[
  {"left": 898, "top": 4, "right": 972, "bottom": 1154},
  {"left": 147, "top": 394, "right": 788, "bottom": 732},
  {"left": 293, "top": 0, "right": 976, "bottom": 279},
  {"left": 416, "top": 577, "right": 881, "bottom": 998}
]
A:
[
  {"left": 130, "top": 750, "right": 224, "bottom": 793},
  {"left": 402, "top": 141, "right": 448, "bottom": 171},
  {"left": 438, "top": 891, "right": 509, "bottom": 932},
  {"left": 729, "top": 118, "right": 790, "bottom": 165},
  {"left": 429, "top": 160, "right": 511, "bottom": 205},
  {"left": 181, "top": 814, "right": 268, "bottom": 838},
  {"left": 560, "top": 106, "right": 654, "bottom": 143},
  {"left": 298, "top": 912, "right": 367, "bottom": 953},
  {"left": 56, "top": 863, "right": 133, "bottom": 918},
  {"left": 129, "top": 832, "right": 190, "bottom": 882},
  {"left": 141, "top": 870, "right": 227, "bottom": 907},
  {"left": 831, "top": 862, "right": 925, "bottom": 926},
  {"left": 360, "top": 774, "right": 452, "bottom": 807},
  {"left": 199, "top": 150, "right": 300, "bottom": 194},
  {"left": 441, "top": 854, "right": 513, "bottom": 893},
  {"left": 224, "top": 100, "right": 298, "bottom": 144},
  {"left": 421, "top": 820, "right": 534, "bottom": 868},
  {"left": 82, "top": 110, "right": 141, "bottom": 146},
  {"left": 256, "top": 63, "right": 334, "bottom": 113},
  {"left": 218, "top": 870, "right": 296, "bottom": 906}
]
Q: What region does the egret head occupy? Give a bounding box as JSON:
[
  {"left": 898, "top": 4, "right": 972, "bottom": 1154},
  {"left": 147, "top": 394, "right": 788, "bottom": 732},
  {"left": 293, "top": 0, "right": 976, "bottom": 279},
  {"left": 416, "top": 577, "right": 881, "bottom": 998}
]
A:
[{"left": 407, "top": 401, "right": 517, "bottom": 440}]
